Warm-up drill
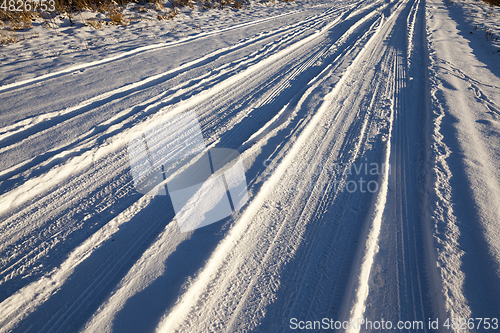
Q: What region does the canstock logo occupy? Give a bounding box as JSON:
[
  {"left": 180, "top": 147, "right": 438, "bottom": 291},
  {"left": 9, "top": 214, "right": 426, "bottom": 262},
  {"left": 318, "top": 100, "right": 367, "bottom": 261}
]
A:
[{"left": 127, "top": 111, "right": 248, "bottom": 232}]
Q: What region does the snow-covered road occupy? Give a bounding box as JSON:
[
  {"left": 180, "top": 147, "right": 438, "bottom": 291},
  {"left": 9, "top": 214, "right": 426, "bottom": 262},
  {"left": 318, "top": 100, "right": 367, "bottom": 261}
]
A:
[{"left": 1, "top": 0, "right": 499, "bottom": 331}]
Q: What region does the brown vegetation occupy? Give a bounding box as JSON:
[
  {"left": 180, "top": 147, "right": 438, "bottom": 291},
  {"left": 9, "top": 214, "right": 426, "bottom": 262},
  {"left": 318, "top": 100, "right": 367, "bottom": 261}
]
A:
[
  {"left": 0, "top": 29, "right": 18, "bottom": 44},
  {"left": 109, "top": 8, "right": 127, "bottom": 24},
  {"left": 0, "top": 8, "right": 35, "bottom": 29}
]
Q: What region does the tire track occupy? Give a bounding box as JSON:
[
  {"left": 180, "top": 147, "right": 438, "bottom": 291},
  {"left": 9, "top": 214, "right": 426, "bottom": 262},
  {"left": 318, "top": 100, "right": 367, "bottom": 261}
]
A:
[
  {"left": 0, "top": 5, "right": 339, "bottom": 168},
  {"left": 154, "top": 2, "right": 410, "bottom": 332},
  {"left": 0, "top": 8, "right": 318, "bottom": 94},
  {"left": 352, "top": 0, "right": 440, "bottom": 330},
  {"left": 0, "top": 4, "right": 349, "bottom": 218},
  {"left": 0, "top": 2, "right": 378, "bottom": 293}
]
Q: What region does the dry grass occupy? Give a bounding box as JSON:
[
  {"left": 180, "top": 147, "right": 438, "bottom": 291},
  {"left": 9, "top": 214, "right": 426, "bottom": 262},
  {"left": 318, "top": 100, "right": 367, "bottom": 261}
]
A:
[
  {"left": 53, "top": 0, "right": 134, "bottom": 12},
  {"left": 194, "top": 0, "right": 245, "bottom": 9},
  {"left": 1, "top": 0, "right": 248, "bottom": 44},
  {"left": 483, "top": 0, "right": 499, "bottom": 5},
  {"left": 0, "top": 10, "right": 33, "bottom": 45},
  {"left": 157, "top": 7, "right": 177, "bottom": 20},
  {"left": 84, "top": 17, "right": 103, "bottom": 28},
  {"left": 0, "top": 30, "right": 18, "bottom": 44},
  {"left": 152, "top": 0, "right": 164, "bottom": 10},
  {"left": 0, "top": 9, "right": 36, "bottom": 30},
  {"left": 484, "top": 0, "right": 500, "bottom": 6},
  {"left": 134, "top": 5, "right": 148, "bottom": 12},
  {"left": 233, "top": 0, "right": 242, "bottom": 9},
  {"left": 109, "top": 8, "right": 127, "bottom": 25},
  {"left": 0, "top": 0, "right": 247, "bottom": 26},
  {"left": 173, "top": 0, "right": 194, "bottom": 9}
]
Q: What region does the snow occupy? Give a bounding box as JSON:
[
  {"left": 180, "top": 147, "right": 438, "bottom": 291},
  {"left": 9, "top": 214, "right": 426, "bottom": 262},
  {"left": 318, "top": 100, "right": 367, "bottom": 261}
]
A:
[{"left": 1, "top": 0, "right": 500, "bottom": 331}]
